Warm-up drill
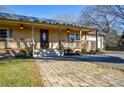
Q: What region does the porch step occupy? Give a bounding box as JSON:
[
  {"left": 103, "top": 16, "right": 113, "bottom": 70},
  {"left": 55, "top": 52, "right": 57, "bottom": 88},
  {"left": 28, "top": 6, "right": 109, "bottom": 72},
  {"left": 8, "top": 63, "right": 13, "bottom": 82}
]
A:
[{"left": 33, "top": 49, "right": 63, "bottom": 58}]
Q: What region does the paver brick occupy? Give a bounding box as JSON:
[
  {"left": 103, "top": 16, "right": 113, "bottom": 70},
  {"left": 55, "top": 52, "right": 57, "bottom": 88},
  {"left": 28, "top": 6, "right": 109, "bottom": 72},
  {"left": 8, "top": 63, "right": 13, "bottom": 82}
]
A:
[{"left": 37, "top": 59, "right": 124, "bottom": 87}]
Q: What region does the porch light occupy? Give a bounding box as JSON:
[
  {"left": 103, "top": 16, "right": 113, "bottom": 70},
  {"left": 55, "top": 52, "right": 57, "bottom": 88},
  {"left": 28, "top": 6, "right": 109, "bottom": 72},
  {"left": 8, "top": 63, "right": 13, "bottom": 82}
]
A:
[
  {"left": 20, "top": 24, "right": 24, "bottom": 29},
  {"left": 67, "top": 28, "right": 70, "bottom": 33}
]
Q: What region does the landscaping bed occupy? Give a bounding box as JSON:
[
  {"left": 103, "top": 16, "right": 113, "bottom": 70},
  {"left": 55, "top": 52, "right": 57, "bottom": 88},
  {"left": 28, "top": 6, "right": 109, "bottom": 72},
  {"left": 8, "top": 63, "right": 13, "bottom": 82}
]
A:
[
  {"left": 64, "top": 47, "right": 104, "bottom": 56},
  {"left": 0, "top": 58, "right": 43, "bottom": 87}
]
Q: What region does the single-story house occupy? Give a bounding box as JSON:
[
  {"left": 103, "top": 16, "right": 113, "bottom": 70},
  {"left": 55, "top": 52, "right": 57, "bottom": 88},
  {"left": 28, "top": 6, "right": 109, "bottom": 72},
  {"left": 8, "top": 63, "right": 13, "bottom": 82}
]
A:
[{"left": 0, "top": 12, "right": 104, "bottom": 56}]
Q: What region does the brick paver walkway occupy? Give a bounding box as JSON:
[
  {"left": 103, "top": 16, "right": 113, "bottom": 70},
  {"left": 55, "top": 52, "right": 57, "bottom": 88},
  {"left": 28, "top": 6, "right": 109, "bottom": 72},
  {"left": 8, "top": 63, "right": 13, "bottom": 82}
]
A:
[{"left": 37, "top": 59, "right": 124, "bottom": 87}]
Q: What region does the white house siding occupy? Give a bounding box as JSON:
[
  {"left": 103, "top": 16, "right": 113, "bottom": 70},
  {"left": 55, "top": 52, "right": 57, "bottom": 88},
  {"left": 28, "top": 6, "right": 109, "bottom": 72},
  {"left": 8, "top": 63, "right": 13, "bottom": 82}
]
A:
[{"left": 87, "top": 35, "right": 104, "bottom": 51}]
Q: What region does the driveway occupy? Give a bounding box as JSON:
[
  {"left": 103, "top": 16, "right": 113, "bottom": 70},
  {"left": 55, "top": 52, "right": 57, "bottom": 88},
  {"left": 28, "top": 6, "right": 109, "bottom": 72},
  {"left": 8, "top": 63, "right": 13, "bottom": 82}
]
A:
[
  {"left": 104, "top": 51, "right": 124, "bottom": 59},
  {"left": 97, "top": 51, "right": 124, "bottom": 70},
  {"left": 63, "top": 51, "right": 124, "bottom": 71},
  {"left": 37, "top": 58, "right": 124, "bottom": 87}
]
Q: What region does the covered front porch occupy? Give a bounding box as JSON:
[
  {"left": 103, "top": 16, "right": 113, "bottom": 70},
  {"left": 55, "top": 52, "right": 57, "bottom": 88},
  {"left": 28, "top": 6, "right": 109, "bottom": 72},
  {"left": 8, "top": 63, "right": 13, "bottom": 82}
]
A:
[{"left": 0, "top": 19, "right": 96, "bottom": 52}]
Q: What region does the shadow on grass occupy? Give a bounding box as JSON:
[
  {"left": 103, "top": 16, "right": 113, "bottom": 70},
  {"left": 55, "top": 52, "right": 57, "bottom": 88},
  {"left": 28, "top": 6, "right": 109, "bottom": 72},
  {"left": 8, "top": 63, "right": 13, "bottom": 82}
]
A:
[
  {"left": 38, "top": 55, "right": 124, "bottom": 64},
  {"left": 0, "top": 57, "right": 34, "bottom": 64}
]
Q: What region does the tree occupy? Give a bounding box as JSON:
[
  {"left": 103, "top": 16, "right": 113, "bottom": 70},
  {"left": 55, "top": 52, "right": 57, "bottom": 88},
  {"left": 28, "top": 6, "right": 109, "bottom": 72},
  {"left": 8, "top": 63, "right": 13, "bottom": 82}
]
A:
[
  {"left": 118, "top": 31, "right": 124, "bottom": 49},
  {"left": 79, "top": 6, "right": 116, "bottom": 33},
  {"left": 79, "top": 5, "right": 120, "bottom": 47},
  {"left": 108, "top": 6, "right": 124, "bottom": 23}
]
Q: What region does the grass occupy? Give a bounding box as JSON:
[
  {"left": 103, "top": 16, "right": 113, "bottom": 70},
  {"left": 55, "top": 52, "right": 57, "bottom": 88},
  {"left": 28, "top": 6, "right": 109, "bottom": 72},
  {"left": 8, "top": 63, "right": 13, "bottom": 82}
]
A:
[{"left": 0, "top": 58, "right": 43, "bottom": 87}]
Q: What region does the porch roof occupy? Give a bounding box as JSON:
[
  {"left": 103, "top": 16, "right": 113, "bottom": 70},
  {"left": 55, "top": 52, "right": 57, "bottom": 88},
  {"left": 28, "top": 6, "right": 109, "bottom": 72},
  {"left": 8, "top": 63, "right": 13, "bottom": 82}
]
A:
[
  {"left": 0, "top": 12, "right": 96, "bottom": 32},
  {"left": 0, "top": 12, "right": 79, "bottom": 26}
]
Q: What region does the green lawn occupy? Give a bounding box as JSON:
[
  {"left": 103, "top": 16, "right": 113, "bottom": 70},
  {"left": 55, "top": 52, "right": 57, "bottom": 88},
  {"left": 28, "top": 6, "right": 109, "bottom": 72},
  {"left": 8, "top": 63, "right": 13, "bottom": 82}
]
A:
[{"left": 0, "top": 59, "right": 43, "bottom": 87}]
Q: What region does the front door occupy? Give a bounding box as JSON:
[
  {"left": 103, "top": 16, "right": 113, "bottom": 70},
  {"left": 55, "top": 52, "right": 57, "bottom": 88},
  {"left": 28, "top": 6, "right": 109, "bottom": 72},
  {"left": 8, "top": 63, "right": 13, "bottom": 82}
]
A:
[{"left": 40, "top": 29, "right": 49, "bottom": 49}]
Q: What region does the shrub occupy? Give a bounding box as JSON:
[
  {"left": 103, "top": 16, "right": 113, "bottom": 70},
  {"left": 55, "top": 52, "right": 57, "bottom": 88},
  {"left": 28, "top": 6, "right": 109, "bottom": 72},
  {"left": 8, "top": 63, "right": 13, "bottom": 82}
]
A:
[
  {"left": 81, "top": 48, "right": 87, "bottom": 54},
  {"left": 64, "top": 47, "right": 73, "bottom": 54},
  {"left": 75, "top": 51, "right": 80, "bottom": 55},
  {"left": 19, "top": 49, "right": 28, "bottom": 56},
  {"left": 105, "top": 46, "right": 112, "bottom": 50},
  {"left": 27, "top": 50, "right": 33, "bottom": 56},
  {"left": 96, "top": 48, "right": 101, "bottom": 52},
  {"left": 75, "top": 51, "right": 80, "bottom": 54},
  {"left": 105, "top": 46, "right": 124, "bottom": 51},
  {"left": 90, "top": 50, "right": 96, "bottom": 55}
]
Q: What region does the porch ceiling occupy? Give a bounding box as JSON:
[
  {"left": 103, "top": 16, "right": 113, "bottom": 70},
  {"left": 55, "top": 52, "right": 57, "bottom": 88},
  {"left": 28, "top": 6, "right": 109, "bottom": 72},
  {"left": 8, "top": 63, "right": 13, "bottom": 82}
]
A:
[
  {"left": 0, "top": 19, "right": 96, "bottom": 33},
  {"left": 81, "top": 28, "right": 96, "bottom": 33}
]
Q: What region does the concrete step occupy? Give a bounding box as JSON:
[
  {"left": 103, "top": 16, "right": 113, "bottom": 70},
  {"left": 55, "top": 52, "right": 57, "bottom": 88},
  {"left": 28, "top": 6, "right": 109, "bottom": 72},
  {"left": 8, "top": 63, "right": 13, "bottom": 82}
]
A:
[{"left": 33, "top": 49, "right": 63, "bottom": 58}]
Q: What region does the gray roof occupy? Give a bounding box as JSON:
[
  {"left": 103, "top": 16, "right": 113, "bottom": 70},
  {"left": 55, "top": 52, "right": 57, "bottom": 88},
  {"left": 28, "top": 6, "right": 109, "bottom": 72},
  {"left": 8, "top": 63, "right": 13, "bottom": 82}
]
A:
[{"left": 0, "top": 12, "right": 80, "bottom": 27}]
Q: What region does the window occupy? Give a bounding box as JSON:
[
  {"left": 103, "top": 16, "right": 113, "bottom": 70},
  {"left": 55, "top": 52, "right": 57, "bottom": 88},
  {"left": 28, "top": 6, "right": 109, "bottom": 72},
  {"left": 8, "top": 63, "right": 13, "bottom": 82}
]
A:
[
  {"left": 0, "top": 29, "right": 7, "bottom": 38},
  {"left": 76, "top": 34, "right": 80, "bottom": 40},
  {"left": 0, "top": 29, "right": 13, "bottom": 42},
  {"left": 0, "top": 29, "right": 13, "bottom": 38},
  {"left": 68, "top": 34, "right": 75, "bottom": 42},
  {"left": 67, "top": 33, "right": 80, "bottom": 42}
]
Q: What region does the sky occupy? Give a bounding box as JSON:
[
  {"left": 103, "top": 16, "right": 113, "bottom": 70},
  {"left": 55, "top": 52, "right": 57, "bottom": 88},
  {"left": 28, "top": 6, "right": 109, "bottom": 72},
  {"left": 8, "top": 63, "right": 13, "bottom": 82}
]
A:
[{"left": 6, "top": 5, "right": 84, "bottom": 19}]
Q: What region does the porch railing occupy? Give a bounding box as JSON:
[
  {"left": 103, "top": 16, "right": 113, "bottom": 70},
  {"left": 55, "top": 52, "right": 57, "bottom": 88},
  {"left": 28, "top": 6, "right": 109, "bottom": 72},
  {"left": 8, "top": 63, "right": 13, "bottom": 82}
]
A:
[
  {"left": 0, "top": 38, "right": 33, "bottom": 49},
  {"left": 61, "top": 40, "right": 88, "bottom": 49},
  {"left": 0, "top": 38, "right": 88, "bottom": 50},
  {"left": 61, "top": 42, "right": 81, "bottom": 49}
]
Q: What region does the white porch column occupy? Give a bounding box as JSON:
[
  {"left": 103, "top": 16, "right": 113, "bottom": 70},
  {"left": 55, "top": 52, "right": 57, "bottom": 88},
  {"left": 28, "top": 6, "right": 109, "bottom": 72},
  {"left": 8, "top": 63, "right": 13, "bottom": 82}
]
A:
[
  {"left": 80, "top": 30, "right": 82, "bottom": 48},
  {"left": 32, "top": 24, "right": 35, "bottom": 57},
  {"left": 58, "top": 28, "right": 61, "bottom": 42},
  {"left": 7, "top": 29, "right": 9, "bottom": 48},
  {"left": 84, "top": 32, "right": 87, "bottom": 49},
  {"left": 57, "top": 28, "right": 62, "bottom": 49}
]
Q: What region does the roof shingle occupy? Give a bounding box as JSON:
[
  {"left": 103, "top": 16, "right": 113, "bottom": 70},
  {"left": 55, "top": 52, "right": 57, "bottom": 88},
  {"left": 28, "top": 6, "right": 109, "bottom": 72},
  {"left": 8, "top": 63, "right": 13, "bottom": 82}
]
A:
[{"left": 0, "top": 12, "right": 80, "bottom": 27}]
